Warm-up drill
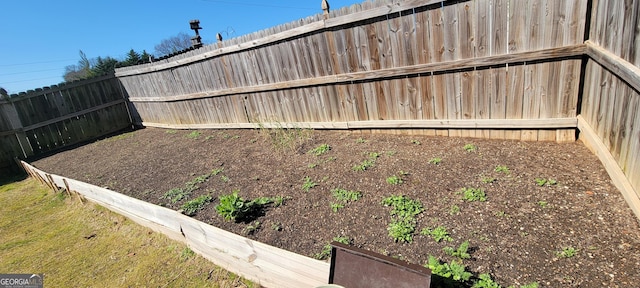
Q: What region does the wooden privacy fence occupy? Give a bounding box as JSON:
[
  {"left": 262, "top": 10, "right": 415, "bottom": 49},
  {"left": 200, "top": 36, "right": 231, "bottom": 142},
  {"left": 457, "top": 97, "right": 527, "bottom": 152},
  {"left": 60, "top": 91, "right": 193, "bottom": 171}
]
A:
[
  {"left": 0, "top": 75, "right": 132, "bottom": 170},
  {"left": 19, "top": 161, "right": 330, "bottom": 288},
  {"left": 116, "top": 0, "right": 586, "bottom": 143},
  {"left": 115, "top": 0, "right": 640, "bottom": 219}
]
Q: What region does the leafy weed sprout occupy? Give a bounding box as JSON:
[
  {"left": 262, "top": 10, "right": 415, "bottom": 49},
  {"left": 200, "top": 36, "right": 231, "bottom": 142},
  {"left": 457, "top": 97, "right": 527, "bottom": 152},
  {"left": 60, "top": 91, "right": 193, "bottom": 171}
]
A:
[
  {"left": 429, "top": 157, "right": 442, "bottom": 165},
  {"left": 463, "top": 143, "right": 477, "bottom": 152},
  {"left": 382, "top": 195, "right": 424, "bottom": 243},
  {"left": 443, "top": 240, "right": 471, "bottom": 260},
  {"left": 308, "top": 144, "right": 331, "bottom": 156},
  {"left": 411, "top": 139, "right": 421, "bottom": 145},
  {"left": 215, "top": 190, "right": 276, "bottom": 222},
  {"left": 494, "top": 165, "right": 510, "bottom": 173},
  {"left": 243, "top": 221, "right": 261, "bottom": 235},
  {"left": 425, "top": 256, "right": 472, "bottom": 284},
  {"left": 181, "top": 195, "right": 213, "bottom": 216},
  {"left": 459, "top": 187, "right": 487, "bottom": 202},
  {"left": 556, "top": 246, "right": 577, "bottom": 258},
  {"left": 330, "top": 188, "right": 361, "bottom": 212},
  {"left": 386, "top": 175, "right": 403, "bottom": 185},
  {"left": 186, "top": 131, "right": 201, "bottom": 139},
  {"left": 481, "top": 176, "right": 496, "bottom": 184},
  {"left": 301, "top": 176, "right": 318, "bottom": 192},
  {"left": 421, "top": 226, "right": 453, "bottom": 242},
  {"left": 352, "top": 152, "right": 381, "bottom": 171},
  {"left": 449, "top": 204, "right": 461, "bottom": 215},
  {"left": 314, "top": 236, "right": 350, "bottom": 260},
  {"left": 256, "top": 122, "right": 313, "bottom": 152},
  {"left": 535, "top": 178, "right": 558, "bottom": 186}
]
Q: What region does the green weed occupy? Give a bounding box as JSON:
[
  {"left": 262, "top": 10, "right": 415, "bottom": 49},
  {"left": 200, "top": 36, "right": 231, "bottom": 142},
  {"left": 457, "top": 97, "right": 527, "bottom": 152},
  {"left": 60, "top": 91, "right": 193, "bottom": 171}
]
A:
[
  {"left": 429, "top": 157, "right": 442, "bottom": 165},
  {"left": 308, "top": 144, "right": 331, "bottom": 156},
  {"left": 165, "top": 129, "right": 177, "bottom": 134},
  {"left": 243, "top": 221, "right": 261, "bottom": 235},
  {"left": 180, "top": 247, "right": 196, "bottom": 260},
  {"left": 314, "top": 236, "right": 350, "bottom": 260},
  {"left": 459, "top": 187, "right": 487, "bottom": 202},
  {"left": 481, "top": 176, "right": 496, "bottom": 184},
  {"left": 411, "top": 139, "right": 421, "bottom": 145},
  {"left": 355, "top": 137, "right": 367, "bottom": 143},
  {"left": 215, "top": 190, "right": 274, "bottom": 222},
  {"left": 421, "top": 226, "right": 453, "bottom": 242},
  {"left": 536, "top": 201, "right": 548, "bottom": 208},
  {"left": 256, "top": 122, "right": 313, "bottom": 152},
  {"left": 535, "top": 178, "right": 558, "bottom": 187},
  {"left": 443, "top": 240, "right": 471, "bottom": 260},
  {"left": 186, "top": 131, "right": 201, "bottom": 139},
  {"left": 425, "top": 255, "right": 472, "bottom": 284},
  {"left": 449, "top": 204, "right": 461, "bottom": 215},
  {"left": 332, "top": 188, "right": 362, "bottom": 202},
  {"left": 181, "top": 195, "right": 213, "bottom": 216},
  {"left": 330, "top": 203, "right": 345, "bottom": 212},
  {"left": 494, "top": 165, "right": 510, "bottom": 173},
  {"left": 473, "top": 273, "right": 501, "bottom": 288},
  {"left": 556, "top": 246, "right": 577, "bottom": 258},
  {"left": 386, "top": 175, "right": 403, "bottom": 185},
  {"left": 162, "top": 188, "right": 189, "bottom": 203},
  {"left": 463, "top": 143, "right": 477, "bottom": 152},
  {"left": 382, "top": 195, "right": 424, "bottom": 243},
  {"left": 301, "top": 176, "right": 318, "bottom": 192}
]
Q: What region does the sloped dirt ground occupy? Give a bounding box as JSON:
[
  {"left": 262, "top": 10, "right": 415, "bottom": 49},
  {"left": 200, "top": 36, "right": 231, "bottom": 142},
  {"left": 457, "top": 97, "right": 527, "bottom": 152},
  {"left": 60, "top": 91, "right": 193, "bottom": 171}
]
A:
[{"left": 31, "top": 127, "right": 640, "bottom": 287}]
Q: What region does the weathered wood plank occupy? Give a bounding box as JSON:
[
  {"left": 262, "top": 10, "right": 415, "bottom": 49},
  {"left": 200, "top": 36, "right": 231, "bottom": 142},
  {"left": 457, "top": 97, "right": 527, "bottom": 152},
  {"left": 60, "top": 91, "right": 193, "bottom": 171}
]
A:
[{"left": 577, "top": 116, "right": 640, "bottom": 220}]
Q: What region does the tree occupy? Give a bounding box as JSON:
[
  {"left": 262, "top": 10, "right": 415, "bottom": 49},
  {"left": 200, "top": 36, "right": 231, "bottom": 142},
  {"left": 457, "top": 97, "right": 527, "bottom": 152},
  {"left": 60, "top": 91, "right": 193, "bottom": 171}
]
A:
[
  {"left": 63, "top": 50, "right": 93, "bottom": 82},
  {"left": 140, "top": 50, "right": 153, "bottom": 63},
  {"left": 124, "top": 49, "right": 141, "bottom": 66},
  {"left": 154, "top": 32, "right": 192, "bottom": 56},
  {"left": 92, "top": 56, "right": 119, "bottom": 76}
]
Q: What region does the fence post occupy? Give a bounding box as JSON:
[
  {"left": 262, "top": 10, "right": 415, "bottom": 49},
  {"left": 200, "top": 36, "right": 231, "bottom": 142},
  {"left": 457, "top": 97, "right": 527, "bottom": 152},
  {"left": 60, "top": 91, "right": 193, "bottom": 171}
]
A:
[{"left": 322, "top": 0, "right": 330, "bottom": 19}]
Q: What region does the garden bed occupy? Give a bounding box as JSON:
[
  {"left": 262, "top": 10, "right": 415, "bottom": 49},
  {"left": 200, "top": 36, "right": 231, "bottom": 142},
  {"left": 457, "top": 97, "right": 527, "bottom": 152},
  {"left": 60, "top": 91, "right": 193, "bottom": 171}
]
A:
[{"left": 32, "top": 127, "right": 640, "bottom": 287}]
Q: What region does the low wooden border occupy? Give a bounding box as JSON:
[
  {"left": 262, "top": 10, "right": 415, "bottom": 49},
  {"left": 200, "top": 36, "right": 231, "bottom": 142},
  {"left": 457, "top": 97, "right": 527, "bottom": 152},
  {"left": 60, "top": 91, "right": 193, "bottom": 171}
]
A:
[
  {"left": 19, "top": 161, "right": 330, "bottom": 288},
  {"left": 140, "top": 117, "right": 578, "bottom": 131},
  {"left": 577, "top": 116, "right": 640, "bottom": 220}
]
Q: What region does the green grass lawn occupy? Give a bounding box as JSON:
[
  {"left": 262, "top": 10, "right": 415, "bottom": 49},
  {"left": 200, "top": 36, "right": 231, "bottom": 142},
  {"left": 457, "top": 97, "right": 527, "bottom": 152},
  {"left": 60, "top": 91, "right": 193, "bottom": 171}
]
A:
[{"left": 0, "top": 176, "right": 255, "bottom": 287}]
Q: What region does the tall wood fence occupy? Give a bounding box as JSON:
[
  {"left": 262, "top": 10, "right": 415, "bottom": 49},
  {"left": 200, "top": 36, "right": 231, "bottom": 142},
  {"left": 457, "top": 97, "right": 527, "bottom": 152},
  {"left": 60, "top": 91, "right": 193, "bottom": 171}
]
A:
[
  {"left": 116, "top": 0, "right": 587, "bottom": 143},
  {"left": 114, "top": 0, "right": 640, "bottom": 218},
  {"left": 0, "top": 75, "right": 131, "bottom": 170}
]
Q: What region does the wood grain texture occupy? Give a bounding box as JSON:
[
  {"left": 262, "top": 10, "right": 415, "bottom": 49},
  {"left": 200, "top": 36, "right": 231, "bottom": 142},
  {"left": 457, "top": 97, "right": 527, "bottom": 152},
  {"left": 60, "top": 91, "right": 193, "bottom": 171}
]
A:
[{"left": 20, "top": 161, "right": 331, "bottom": 288}]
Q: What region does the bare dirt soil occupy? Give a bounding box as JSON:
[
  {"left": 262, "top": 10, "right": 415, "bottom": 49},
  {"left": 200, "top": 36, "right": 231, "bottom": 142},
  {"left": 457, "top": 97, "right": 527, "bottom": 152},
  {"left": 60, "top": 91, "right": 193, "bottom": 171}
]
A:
[{"left": 31, "top": 127, "right": 640, "bottom": 287}]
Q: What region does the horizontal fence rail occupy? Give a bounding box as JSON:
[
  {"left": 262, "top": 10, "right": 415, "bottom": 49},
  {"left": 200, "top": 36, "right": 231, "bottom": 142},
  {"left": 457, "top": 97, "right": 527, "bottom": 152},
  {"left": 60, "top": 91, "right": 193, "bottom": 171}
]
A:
[{"left": 117, "top": 0, "right": 588, "bottom": 143}]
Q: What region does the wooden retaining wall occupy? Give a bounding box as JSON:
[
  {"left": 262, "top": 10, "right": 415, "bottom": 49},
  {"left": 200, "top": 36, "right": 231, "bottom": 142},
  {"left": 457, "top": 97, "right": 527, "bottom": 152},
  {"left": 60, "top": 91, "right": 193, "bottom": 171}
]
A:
[
  {"left": 0, "top": 75, "right": 132, "bottom": 170},
  {"left": 116, "top": 0, "right": 587, "bottom": 142},
  {"left": 579, "top": 0, "right": 640, "bottom": 218},
  {"left": 19, "top": 161, "right": 330, "bottom": 288}
]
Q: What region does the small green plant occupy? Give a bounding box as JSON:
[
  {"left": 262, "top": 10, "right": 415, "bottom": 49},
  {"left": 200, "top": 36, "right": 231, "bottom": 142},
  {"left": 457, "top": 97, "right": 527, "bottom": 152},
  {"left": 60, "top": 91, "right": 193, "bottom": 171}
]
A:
[
  {"left": 449, "top": 204, "right": 461, "bottom": 215},
  {"left": 421, "top": 226, "right": 453, "bottom": 242},
  {"left": 352, "top": 159, "right": 375, "bottom": 171},
  {"left": 271, "top": 196, "right": 285, "bottom": 207},
  {"left": 186, "top": 131, "right": 201, "bottom": 139},
  {"left": 301, "top": 176, "right": 318, "bottom": 192},
  {"left": 429, "top": 157, "right": 442, "bottom": 165},
  {"left": 385, "top": 150, "right": 396, "bottom": 156},
  {"left": 463, "top": 143, "right": 477, "bottom": 152},
  {"left": 181, "top": 195, "right": 213, "bottom": 216},
  {"left": 330, "top": 189, "right": 361, "bottom": 212},
  {"left": 443, "top": 240, "right": 471, "bottom": 260},
  {"left": 387, "top": 220, "right": 416, "bottom": 243},
  {"left": 411, "top": 139, "right": 421, "bottom": 145},
  {"left": 215, "top": 190, "right": 274, "bottom": 222},
  {"left": 243, "top": 221, "right": 261, "bottom": 235},
  {"left": 314, "top": 236, "right": 350, "bottom": 260},
  {"left": 308, "top": 144, "right": 331, "bottom": 156},
  {"left": 425, "top": 255, "right": 472, "bottom": 284},
  {"left": 162, "top": 188, "right": 189, "bottom": 203},
  {"left": 556, "top": 246, "right": 577, "bottom": 258},
  {"left": 180, "top": 247, "right": 196, "bottom": 260},
  {"left": 494, "top": 210, "right": 509, "bottom": 218},
  {"left": 481, "top": 176, "right": 496, "bottom": 184},
  {"left": 307, "top": 163, "right": 318, "bottom": 168},
  {"left": 536, "top": 201, "right": 548, "bottom": 208},
  {"left": 459, "top": 187, "right": 487, "bottom": 202},
  {"left": 535, "top": 178, "right": 558, "bottom": 186},
  {"left": 220, "top": 175, "right": 230, "bottom": 182},
  {"left": 382, "top": 195, "right": 424, "bottom": 243},
  {"left": 355, "top": 137, "right": 367, "bottom": 143},
  {"left": 330, "top": 202, "right": 345, "bottom": 212},
  {"left": 473, "top": 273, "right": 501, "bottom": 288},
  {"left": 211, "top": 168, "right": 224, "bottom": 175},
  {"left": 386, "top": 175, "right": 403, "bottom": 185},
  {"left": 332, "top": 188, "right": 361, "bottom": 202},
  {"left": 494, "top": 165, "right": 510, "bottom": 173},
  {"left": 271, "top": 222, "right": 282, "bottom": 231},
  {"left": 165, "top": 129, "right": 177, "bottom": 134}
]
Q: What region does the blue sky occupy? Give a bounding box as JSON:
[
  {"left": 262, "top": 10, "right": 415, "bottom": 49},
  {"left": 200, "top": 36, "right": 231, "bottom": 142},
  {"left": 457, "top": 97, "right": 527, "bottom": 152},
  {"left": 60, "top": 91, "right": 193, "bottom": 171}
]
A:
[{"left": 0, "top": 0, "right": 363, "bottom": 94}]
